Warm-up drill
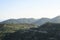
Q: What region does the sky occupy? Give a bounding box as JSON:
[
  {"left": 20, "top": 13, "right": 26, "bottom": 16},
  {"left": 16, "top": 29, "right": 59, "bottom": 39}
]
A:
[{"left": 0, "top": 0, "right": 60, "bottom": 21}]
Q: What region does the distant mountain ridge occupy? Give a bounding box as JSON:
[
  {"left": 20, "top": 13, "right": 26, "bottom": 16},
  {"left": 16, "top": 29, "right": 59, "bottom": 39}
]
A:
[
  {"left": 33, "top": 16, "right": 60, "bottom": 25},
  {"left": 1, "top": 16, "right": 60, "bottom": 25},
  {"left": 33, "top": 18, "right": 50, "bottom": 25},
  {"left": 0, "top": 18, "right": 36, "bottom": 24},
  {"left": 50, "top": 16, "right": 60, "bottom": 23}
]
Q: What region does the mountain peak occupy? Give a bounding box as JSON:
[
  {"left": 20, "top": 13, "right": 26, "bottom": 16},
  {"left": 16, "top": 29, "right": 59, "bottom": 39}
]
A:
[{"left": 54, "top": 16, "right": 60, "bottom": 19}]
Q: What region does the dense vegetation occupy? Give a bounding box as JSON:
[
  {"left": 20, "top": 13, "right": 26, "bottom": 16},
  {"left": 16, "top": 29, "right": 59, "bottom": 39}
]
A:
[
  {"left": 2, "top": 23, "right": 60, "bottom": 40},
  {"left": 0, "top": 24, "right": 36, "bottom": 40}
]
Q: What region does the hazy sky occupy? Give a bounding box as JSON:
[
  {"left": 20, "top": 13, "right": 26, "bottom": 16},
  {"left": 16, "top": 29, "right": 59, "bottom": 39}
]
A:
[{"left": 0, "top": 0, "right": 60, "bottom": 20}]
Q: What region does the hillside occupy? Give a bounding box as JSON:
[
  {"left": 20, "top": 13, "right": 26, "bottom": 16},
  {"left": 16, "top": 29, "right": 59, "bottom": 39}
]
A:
[
  {"left": 50, "top": 16, "right": 60, "bottom": 23},
  {"left": 0, "top": 16, "right": 60, "bottom": 40},
  {"left": 0, "top": 18, "right": 36, "bottom": 24},
  {"left": 33, "top": 18, "right": 50, "bottom": 25},
  {"left": 34, "top": 16, "right": 60, "bottom": 25},
  {"left": 1, "top": 16, "right": 60, "bottom": 26},
  {"left": 3, "top": 23, "right": 60, "bottom": 40},
  {"left": 0, "top": 24, "right": 36, "bottom": 40}
]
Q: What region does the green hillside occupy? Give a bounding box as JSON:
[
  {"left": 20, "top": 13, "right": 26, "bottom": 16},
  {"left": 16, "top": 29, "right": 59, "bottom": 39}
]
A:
[
  {"left": 0, "top": 24, "right": 37, "bottom": 40},
  {"left": 2, "top": 23, "right": 60, "bottom": 40}
]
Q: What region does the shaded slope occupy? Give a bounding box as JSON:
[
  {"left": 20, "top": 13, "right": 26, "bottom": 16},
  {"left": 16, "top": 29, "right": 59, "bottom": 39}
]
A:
[
  {"left": 3, "top": 23, "right": 60, "bottom": 40},
  {"left": 0, "top": 24, "right": 36, "bottom": 40},
  {"left": 50, "top": 16, "right": 60, "bottom": 23},
  {"left": 33, "top": 18, "right": 50, "bottom": 26}
]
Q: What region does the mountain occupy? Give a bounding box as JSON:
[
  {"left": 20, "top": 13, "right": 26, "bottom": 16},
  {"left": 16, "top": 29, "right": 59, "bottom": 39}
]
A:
[
  {"left": 50, "top": 16, "right": 60, "bottom": 23},
  {"left": 3, "top": 23, "right": 60, "bottom": 40},
  {"left": 33, "top": 18, "right": 50, "bottom": 26},
  {"left": 1, "top": 16, "right": 60, "bottom": 25},
  {"left": 0, "top": 18, "right": 36, "bottom": 24},
  {"left": 33, "top": 16, "right": 60, "bottom": 26}
]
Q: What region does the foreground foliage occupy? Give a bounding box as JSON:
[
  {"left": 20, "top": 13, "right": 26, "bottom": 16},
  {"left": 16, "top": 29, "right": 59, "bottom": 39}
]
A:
[
  {"left": 0, "top": 24, "right": 36, "bottom": 40},
  {"left": 2, "top": 23, "right": 60, "bottom": 40}
]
